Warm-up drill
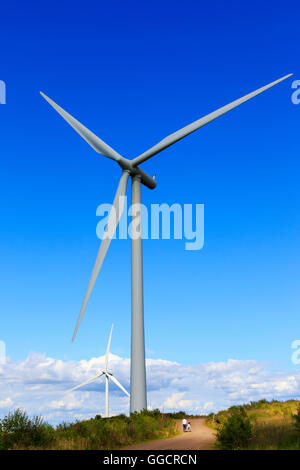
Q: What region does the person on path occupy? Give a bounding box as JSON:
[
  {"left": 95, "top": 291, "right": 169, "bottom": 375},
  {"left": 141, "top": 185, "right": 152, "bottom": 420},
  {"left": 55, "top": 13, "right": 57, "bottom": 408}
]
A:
[
  {"left": 182, "top": 418, "right": 187, "bottom": 432},
  {"left": 187, "top": 421, "right": 191, "bottom": 432}
]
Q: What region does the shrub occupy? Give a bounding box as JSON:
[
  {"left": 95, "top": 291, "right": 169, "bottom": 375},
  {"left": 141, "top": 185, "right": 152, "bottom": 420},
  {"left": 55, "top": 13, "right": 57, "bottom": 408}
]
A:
[
  {"left": 0, "top": 408, "right": 55, "bottom": 449},
  {"left": 0, "top": 408, "right": 178, "bottom": 449},
  {"left": 216, "top": 406, "right": 253, "bottom": 450},
  {"left": 164, "top": 411, "right": 187, "bottom": 419},
  {"left": 293, "top": 404, "right": 300, "bottom": 433}
]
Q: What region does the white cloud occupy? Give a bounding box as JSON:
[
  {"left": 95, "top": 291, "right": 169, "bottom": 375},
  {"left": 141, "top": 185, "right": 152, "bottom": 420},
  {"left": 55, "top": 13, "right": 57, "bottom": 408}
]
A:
[
  {"left": 163, "top": 392, "right": 198, "bottom": 409},
  {"left": 0, "top": 352, "right": 300, "bottom": 424},
  {"left": 0, "top": 397, "right": 13, "bottom": 408},
  {"left": 50, "top": 400, "right": 65, "bottom": 409},
  {"left": 164, "top": 392, "right": 186, "bottom": 408},
  {"left": 203, "top": 402, "right": 214, "bottom": 410}
]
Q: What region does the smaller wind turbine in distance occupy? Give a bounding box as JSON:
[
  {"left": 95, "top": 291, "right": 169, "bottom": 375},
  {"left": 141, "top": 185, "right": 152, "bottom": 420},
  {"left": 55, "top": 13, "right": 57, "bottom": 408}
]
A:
[{"left": 69, "top": 324, "right": 130, "bottom": 418}]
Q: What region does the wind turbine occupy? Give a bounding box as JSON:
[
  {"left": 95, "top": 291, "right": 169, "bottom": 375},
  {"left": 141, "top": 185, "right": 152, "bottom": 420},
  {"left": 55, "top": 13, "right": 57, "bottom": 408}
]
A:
[
  {"left": 41, "top": 73, "right": 292, "bottom": 413},
  {"left": 70, "top": 324, "right": 129, "bottom": 418}
]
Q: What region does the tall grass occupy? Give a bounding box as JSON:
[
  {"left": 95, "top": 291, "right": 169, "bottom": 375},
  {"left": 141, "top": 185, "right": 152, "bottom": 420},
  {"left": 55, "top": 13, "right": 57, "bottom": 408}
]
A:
[
  {"left": 207, "top": 399, "right": 300, "bottom": 450},
  {"left": 0, "top": 409, "right": 55, "bottom": 449},
  {"left": 215, "top": 406, "right": 252, "bottom": 450},
  {"left": 0, "top": 409, "right": 179, "bottom": 450}
]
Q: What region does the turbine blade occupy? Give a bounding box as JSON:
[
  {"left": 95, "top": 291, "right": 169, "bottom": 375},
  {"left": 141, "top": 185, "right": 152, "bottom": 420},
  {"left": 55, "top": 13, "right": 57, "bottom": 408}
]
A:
[
  {"left": 40, "top": 92, "right": 124, "bottom": 163},
  {"left": 70, "top": 372, "right": 104, "bottom": 392},
  {"left": 72, "top": 171, "right": 129, "bottom": 342},
  {"left": 105, "top": 324, "right": 114, "bottom": 371},
  {"left": 107, "top": 373, "right": 130, "bottom": 397},
  {"left": 131, "top": 74, "right": 293, "bottom": 166}
]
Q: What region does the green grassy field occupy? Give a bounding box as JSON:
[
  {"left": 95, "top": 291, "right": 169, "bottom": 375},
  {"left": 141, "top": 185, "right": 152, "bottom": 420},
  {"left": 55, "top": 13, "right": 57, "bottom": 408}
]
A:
[
  {"left": 3, "top": 400, "right": 300, "bottom": 450},
  {"left": 0, "top": 409, "right": 179, "bottom": 450},
  {"left": 206, "top": 399, "right": 300, "bottom": 450}
]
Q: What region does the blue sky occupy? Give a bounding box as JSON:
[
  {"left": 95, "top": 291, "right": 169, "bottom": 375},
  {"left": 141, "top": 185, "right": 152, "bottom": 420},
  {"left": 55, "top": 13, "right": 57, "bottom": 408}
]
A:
[{"left": 1, "top": 0, "right": 299, "bottom": 382}]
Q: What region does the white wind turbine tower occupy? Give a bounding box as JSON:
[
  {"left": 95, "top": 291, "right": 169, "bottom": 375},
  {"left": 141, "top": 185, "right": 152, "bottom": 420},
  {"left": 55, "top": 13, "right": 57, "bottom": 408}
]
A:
[
  {"left": 41, "top": 73, "right": 292, "bottom": 413},
  {"left": 70, "top": 324, "right": 129, "bottom": 418}
]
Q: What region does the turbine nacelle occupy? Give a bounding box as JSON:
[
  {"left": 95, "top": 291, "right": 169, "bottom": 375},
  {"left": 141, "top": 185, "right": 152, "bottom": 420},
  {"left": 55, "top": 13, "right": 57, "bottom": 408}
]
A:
[{"left": 118, "top": 160, "right": 157, "bottom": 189}]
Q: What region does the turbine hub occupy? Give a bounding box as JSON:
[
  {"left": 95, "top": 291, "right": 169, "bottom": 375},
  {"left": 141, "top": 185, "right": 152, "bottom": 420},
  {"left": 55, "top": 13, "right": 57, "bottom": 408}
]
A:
[{"left": 118, "top": 159, "right": 157, "bottom": 190}]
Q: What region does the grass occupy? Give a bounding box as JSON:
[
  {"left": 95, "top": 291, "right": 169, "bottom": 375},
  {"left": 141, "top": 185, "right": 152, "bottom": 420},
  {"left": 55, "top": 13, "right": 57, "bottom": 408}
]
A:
[
  {"left": 0, "top": 408, "right": 179, "bottom": 450},
  {"left": 6, "top": 401, "right": 300, "bottom": 450},
  {"left": 206, "top": 399, "right": 300, "bottom": 450}
]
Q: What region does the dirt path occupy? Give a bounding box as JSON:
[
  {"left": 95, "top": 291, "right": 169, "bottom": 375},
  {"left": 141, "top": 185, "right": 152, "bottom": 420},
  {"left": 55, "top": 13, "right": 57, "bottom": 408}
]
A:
[{"left": 125, "top": 418, "right": 216, "bottom": 450}]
